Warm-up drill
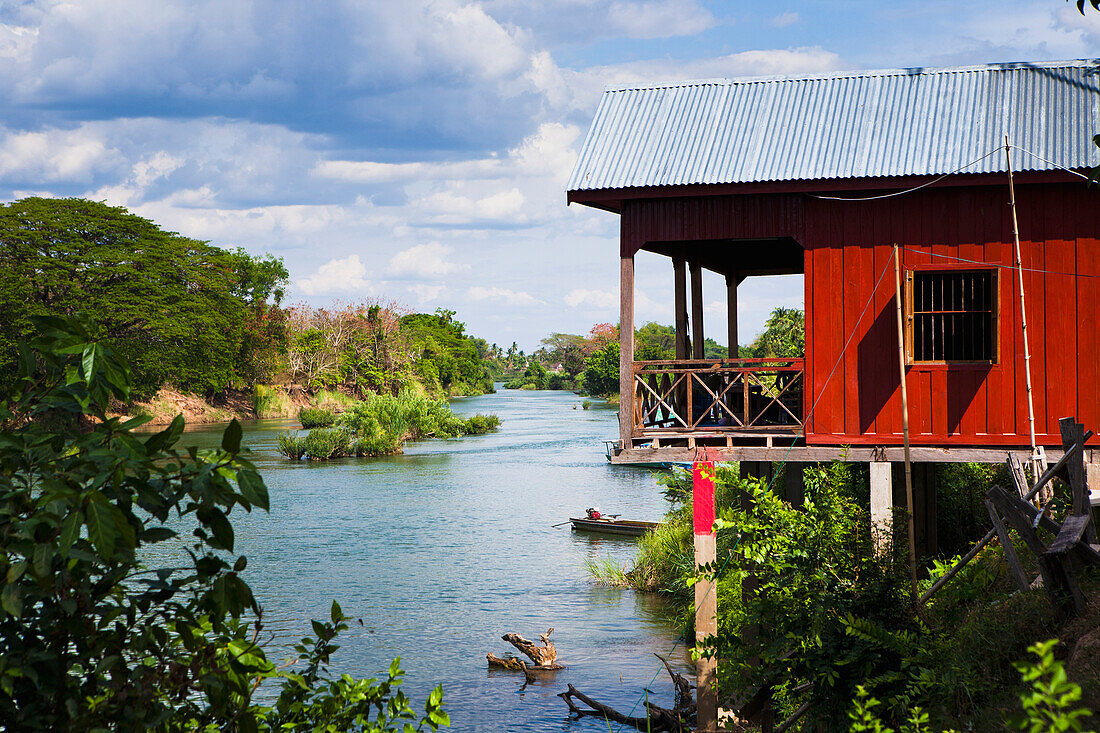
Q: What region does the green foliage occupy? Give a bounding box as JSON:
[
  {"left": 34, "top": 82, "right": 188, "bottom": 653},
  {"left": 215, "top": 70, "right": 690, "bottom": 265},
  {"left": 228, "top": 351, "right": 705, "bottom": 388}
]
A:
[
  {"left": 277, "top": 432, "right": 307, "bottom": 460},
  {"left": 748, "top": 307, "right": 805, "bottom": 358},
  {"left": 0, "top": 197, "right": 288, "bottom": 398},
  {"left": 299, "top": 406, "right": 336, "bottom": 428},
  {"left": 279, "top": 391, "right": 500, "bottom": 460},
  {"left": 0, "top": 316, "right": 447, "bottom": 730},
  {"left": 253, "top": 384, "right": 294, "bottom": 418},
  {"left": 849, "top": 640, "right": 1095, "bottom": 733},
  {"left": 1012, "top": 640, "right": 1093, "bottom": 732},
  {"left": 302, "top": 427, "right": 353, "bottom": 459},
  {"left": 401, "top": 310, "right": 493, "bottom": 396},
  {"left": 583, "top": 341, "right": 620, "bottom": 397}
]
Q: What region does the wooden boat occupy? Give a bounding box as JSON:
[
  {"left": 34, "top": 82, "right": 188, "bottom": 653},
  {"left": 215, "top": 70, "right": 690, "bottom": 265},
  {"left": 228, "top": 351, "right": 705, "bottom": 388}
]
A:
[{"left": 569, "top": 517, "right": 661, "bottom": 537}]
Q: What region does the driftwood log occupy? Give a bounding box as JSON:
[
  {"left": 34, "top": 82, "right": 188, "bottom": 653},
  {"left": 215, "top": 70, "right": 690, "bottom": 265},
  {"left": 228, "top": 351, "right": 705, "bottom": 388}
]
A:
[
  {"left": 486, "top": 628, "right": 564, "bottom": 675},
  {"left": 558, "top": 655, "right": 695, "bottom": 733}
]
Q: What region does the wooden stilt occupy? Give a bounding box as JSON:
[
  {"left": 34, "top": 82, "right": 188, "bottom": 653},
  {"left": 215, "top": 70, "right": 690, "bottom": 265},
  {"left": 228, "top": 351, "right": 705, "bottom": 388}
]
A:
[
  {"left": 726, "top": 272, "right": 739, "bottom": 358},
  {"left": 620, "top": 255, "right": 635, "bottom": 449},
  {"left": 893, "top": 245, "right": 918, "bottom": 599},
  {"left": 674, "top": 257, "right": 689, "bottom": 359},
  {"left": 690, "top": 259, "right": 705, "bottom": 360}
]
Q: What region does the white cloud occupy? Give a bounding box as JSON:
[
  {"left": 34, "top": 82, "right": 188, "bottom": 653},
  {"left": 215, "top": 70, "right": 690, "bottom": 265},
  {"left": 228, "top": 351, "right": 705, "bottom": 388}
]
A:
[
  {"left": 0, "top": 125, "right": 119, "bottom": 182},
  {"left": 387, "top": 242, "right": 466, "bottom": 278},
  {"left": 565, "top": 288, "right": 618, "bottom": 309},
  {"left": 296, "top": 254, "right": 373, "bottom": 296},
  {"left": 468, "top": 286, "right": 541, "bottom": 306},
  {"left": 559, "top": 47, "right": 847, "bottom": 115},
  {"left": 408, "top": 283, "right": 445, "bottom": 303},
  {"left": 607, "top": 0, "right": 716, "bottom": 39}
]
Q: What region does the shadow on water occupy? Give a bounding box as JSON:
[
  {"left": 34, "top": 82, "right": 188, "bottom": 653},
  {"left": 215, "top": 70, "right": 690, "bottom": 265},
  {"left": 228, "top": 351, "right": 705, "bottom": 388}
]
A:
[{"left": 152, "top": 388, "right": 691, "bottom": 732}]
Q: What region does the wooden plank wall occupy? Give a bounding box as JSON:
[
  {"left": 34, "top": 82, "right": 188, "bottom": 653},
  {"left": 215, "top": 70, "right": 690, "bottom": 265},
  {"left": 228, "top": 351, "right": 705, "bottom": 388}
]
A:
[
  {"left": 803, "top": 182, "right": 1098, "bottom": 446},
  {"left": 619, "top": 181, "right": 1099, "bottom": 447}
]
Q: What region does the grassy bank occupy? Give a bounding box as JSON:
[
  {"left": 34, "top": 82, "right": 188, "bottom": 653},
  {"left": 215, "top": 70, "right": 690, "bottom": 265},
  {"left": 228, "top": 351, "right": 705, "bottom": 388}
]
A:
[
  {"left": 277, "top": 389, "right": 499, "bottom": 460},
  {"left": 593, "top": 463, "right": 1099, "bottom": 731}
]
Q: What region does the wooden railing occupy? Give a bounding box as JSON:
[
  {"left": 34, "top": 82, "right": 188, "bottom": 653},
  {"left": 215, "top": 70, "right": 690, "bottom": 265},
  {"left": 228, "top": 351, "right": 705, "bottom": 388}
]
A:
[{"left": 631, "top": 358, "right": 804, "bottom": 434}]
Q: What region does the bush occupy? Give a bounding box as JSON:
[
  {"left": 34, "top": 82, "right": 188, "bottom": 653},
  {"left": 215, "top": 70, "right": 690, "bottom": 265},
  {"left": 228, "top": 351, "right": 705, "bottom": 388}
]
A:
[
  {"left": 277, "top": 431, "right": 307, "bottom": 459},
  {"left": 299, "top": 406, "right": 336, "bottom": 428},
  {"left": 0, "top": 316, "right": 449, "bottom": 731},
  {"left": 463, "top": 414, "right": 500, "bottom": 435},
  {"left": 302, "top": 427, "right": 351, "bottom": 459}
]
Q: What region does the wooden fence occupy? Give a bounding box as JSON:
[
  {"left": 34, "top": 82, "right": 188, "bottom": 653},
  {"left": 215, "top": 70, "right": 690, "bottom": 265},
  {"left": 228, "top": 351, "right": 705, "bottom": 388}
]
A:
[{"left": 631, "top": 359, "right": 804, "bottom": 436}]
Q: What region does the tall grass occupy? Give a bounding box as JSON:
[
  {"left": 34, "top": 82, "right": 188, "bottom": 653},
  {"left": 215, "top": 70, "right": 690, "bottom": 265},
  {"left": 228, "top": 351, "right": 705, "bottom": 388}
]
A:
[
  {"left": 277, "top": 389, "right": 500, "bottom": 460},
  {"left": 312, "top": 389, "right": 358, "bottom": 412},
  {"left": 253, "top": 385, "right": 294, "bottom": 418},
  {"left": 583, "top": 556, "right": 630, "bottom": 587}
]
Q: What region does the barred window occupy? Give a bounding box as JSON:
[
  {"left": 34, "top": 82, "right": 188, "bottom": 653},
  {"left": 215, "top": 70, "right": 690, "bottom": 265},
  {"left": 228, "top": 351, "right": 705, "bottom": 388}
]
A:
[{"left": 906, "top": 270, "right": 997, "bottom": 363}]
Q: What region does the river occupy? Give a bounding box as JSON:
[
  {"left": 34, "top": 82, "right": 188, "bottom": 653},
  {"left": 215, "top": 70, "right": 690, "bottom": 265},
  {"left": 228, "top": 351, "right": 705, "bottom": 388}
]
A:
[{"left": 168, "top": 387, "right": 691, "bottom": 732}]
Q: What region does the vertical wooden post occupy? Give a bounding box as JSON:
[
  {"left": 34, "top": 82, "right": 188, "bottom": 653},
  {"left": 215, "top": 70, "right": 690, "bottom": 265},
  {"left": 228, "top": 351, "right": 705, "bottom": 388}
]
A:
[
  {"left": 674, "top": 257, "right": 689, "bottom": 359},
  {"left": 691, "top": 259, "right": 705, "bottom": 359},
  {"left": 1005, "top": 138, "right": 1045, "bottom": 488},
  {"left": 693, "top": 458, "right": 718, "bottom": 733},
  {"left": 726, "top": 272, "right": 739, "bottom": 358},
  {"left": 870, "top": 461, "right": 893, "bottom": 552},
  {"left": 893, "top": 245, "right": 918, "bottom": 599},
  {"left": 620, "top": 255, "right": 635, "bottom": 449}
]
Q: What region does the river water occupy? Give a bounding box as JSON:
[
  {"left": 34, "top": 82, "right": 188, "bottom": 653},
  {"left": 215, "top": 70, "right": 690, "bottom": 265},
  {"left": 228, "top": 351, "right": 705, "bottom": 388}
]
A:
[{"left": 168, "top": 387, "right": 691, "bottom": 732}]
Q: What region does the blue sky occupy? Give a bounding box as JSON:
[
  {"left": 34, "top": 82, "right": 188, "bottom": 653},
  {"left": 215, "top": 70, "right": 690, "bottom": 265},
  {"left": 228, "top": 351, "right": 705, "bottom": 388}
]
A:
[{"left": 1, "top": 1, "right": 1098, "bottom": 350}]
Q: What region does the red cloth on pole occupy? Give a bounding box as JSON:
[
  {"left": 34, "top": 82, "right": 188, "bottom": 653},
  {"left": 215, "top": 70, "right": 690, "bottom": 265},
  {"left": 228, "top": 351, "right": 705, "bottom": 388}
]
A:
[{"left": 693, "top": 460, "right": 716, "bottom": 535}]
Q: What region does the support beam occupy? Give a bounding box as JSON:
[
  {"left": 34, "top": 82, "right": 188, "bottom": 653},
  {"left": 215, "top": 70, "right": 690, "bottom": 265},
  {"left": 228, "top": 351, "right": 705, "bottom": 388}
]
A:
[
  {"left": 690, "top": 259, "right": 704, "bottom": 359},
  {"left": 619, "top": 255, "right": 634, "bottom": 448},
  {"left": 674, "top": 257, "right": 689, "bottom": 359},
  {"left": 726, "top": 272, "right": 739, "bottom": 358},
  {"left": 870, "top": 462, "right": 893, "bottom": 553}
]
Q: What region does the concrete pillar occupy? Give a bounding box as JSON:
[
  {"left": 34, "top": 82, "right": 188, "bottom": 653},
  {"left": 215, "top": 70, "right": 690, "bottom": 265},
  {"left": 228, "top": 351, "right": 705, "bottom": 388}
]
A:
[{"left": 870, "top": 461, "right": 893, "bottom": 553}]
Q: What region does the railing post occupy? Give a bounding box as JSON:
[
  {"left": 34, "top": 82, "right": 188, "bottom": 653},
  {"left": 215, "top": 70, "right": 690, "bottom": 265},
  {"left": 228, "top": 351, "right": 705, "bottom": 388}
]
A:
[{"left": 742, "top": 369, "right": 750, "bottom": 426}]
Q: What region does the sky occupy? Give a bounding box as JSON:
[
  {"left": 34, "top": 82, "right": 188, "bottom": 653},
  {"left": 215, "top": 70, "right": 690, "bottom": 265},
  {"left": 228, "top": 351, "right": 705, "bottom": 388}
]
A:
[{"left": 1, "top": 1, "right": 1098, "bottom": 351}]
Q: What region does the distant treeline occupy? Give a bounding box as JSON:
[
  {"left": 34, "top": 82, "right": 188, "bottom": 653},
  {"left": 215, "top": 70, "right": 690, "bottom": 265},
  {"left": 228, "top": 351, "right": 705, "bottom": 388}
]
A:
[
  {"left": 0, "top": 197, "right": 496, "bottom": 401},
  {"left": 510, "top": 310, "right": 806, "bottom": 398}
]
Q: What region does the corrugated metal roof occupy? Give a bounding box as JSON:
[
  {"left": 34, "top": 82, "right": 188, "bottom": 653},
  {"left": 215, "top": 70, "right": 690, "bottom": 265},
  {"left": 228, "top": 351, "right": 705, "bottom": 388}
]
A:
[{"left": 566, "top": 60, "right": 1100, "bottom": 192}]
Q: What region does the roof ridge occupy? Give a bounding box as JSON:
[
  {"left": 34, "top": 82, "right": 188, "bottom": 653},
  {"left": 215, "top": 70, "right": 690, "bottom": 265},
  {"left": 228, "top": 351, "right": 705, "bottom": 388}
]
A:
[{"left": 603, "top": 58, "right": 1100, "bottom": 93}]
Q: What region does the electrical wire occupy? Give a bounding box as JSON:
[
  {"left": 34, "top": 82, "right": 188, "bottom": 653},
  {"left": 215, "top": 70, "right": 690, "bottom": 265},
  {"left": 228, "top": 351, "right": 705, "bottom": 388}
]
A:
[
  {"left": 806, "top": 149, "right": 1002, "bottom": 201},
  {"left": 1008, "top": 144, "right": 1093, "bottom": 181},
  {"left": 898, "top": 246, "right": 1100, "bottom": 279}
]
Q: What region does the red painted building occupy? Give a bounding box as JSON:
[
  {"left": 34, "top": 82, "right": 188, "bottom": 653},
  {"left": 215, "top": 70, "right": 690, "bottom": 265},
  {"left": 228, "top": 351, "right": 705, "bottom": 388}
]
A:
[{"left": 566, "top": 61, "right": 1100, "bottom": 465}]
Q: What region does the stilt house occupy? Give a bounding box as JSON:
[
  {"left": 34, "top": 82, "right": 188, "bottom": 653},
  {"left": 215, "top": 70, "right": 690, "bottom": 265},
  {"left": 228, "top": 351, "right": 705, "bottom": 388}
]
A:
[{"left": 567, "top": 61, "right": 1100, "bottom": 473}]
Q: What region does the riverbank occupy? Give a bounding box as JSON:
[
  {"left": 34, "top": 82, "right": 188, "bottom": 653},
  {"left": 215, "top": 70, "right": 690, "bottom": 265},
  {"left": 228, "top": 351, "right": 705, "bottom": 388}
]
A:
[{"left": 115, "top": 381, "right": 496, "bottom": 426}]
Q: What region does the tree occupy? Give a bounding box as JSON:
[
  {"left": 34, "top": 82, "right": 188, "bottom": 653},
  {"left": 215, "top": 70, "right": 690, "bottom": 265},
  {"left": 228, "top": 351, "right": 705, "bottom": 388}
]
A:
[
  {"left": 583, "top": 342, "right": 620, "bottom": 396},
  {"left": 0, "top": 316, "right": 449, "bottom": 731},
  {"left": 0, "top": 197, "right": 288, "bottom": 398},
  {"left": 749, "top": 307, "right": 805, "bottom": 358}
]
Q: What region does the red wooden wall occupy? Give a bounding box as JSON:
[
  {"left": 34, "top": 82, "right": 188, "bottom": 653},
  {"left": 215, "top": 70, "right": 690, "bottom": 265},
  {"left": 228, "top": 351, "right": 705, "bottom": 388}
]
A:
[{"left": 620, "top": 182, "right": 1100, "bottom": 447}]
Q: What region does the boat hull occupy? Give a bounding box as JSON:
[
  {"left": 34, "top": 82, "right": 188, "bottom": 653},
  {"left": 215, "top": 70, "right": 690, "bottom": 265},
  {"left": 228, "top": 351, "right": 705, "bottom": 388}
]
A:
[{"left": 568, "top": 518, "right": 660, "bottom": 537}]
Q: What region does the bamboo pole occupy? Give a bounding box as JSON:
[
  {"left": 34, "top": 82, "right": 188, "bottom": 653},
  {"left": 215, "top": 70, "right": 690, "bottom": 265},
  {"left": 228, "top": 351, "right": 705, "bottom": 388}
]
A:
[
  {"left": 893, "top": 245, "right": 918, "bottom": 600},
  {"left": 1004, "top": 137, "right": 1045, "bottom": 487}
]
